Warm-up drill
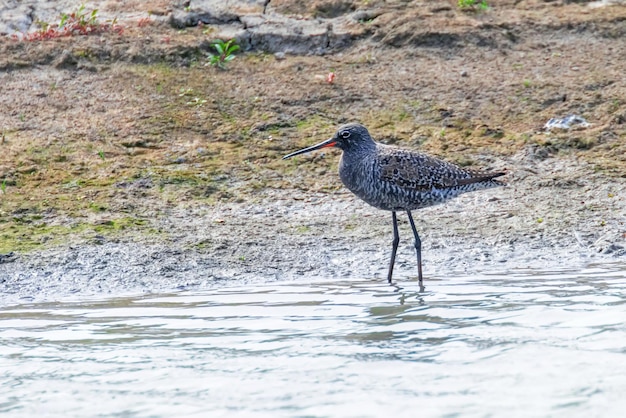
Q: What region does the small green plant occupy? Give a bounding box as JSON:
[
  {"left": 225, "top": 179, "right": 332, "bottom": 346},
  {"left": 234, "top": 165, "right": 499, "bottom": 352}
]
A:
[
  {"left": 178, "top": 87, "right": 194, "bottom": 97},
  {"left": 1, "top": 179, "right": 6, "bottom": 194},
  {"left": 523, "top": 80, "right": 532, "bottom": 88},
  {"left": 458, "top": 0, "right": 488, "bottom": 11},
  {"left": 35, "top": 20, "right": 50, "bottom": 33},
  {"left": 187, "top": 97, "right": 207, "bottom": 107},
  {"left": 98, "top": 150, "right": 105, "bottom": 160},
  {"left": 89, "top": 202, "right": 107, "bottom": 212},
  {"left": 60, "top": 4, "right": 97, "bottom": 29},
  {"left": 12, "top": 4, "right": 122, "bottom": 41},
  {"left": 208, "top": 39, "right": 240, "bottom": 69}
]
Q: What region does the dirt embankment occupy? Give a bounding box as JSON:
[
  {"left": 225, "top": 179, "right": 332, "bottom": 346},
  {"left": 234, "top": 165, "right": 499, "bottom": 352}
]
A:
[{"left": 0, "top": 0, "right": 625, "bottom": 303}]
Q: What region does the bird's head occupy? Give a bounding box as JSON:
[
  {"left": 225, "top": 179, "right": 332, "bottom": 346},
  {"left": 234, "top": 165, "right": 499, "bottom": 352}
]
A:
[{"left": 282, "top": 123, "right": 374, "bottom": 160}]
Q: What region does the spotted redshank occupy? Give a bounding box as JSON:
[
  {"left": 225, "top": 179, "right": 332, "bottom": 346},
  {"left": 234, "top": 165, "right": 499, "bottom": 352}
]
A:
[{"left": 283, "top": 123, "right": 505, "bottom": 286}]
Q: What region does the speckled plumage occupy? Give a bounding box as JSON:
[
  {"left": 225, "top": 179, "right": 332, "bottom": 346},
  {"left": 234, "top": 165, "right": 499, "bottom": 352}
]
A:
[
  {"left": 338, "top": 128, "right": 504, "bottom": 211},
  {"left": 283, "top": 123, "right": 506, "bottom": 285}
]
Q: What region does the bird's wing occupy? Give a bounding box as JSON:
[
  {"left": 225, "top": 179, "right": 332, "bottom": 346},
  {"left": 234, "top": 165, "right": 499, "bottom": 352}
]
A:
[{"left": 378, "top": 149, "right": 503, "bottom": 191}]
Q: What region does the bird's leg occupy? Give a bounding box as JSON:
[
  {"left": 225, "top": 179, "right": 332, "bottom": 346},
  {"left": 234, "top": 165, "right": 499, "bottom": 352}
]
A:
[
  {"left": 406, "top": 211, "right": 424, "bottom": 286},
  {"left": 387, "top": 211, "right": 400, "bottom": 284}
]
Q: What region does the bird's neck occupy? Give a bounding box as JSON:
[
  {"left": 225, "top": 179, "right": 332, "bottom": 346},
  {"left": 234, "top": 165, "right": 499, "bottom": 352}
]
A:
[{"left": 343, "top": 140, "right": 377, "bottom": 159}]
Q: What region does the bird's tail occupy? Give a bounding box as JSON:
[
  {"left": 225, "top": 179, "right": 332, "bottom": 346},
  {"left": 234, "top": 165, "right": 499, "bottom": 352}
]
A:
[{"left": 458, "top": 171, "right": 507, "bottom": 188}]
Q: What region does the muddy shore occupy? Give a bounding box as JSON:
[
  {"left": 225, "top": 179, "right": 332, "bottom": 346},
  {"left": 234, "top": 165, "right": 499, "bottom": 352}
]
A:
[
  {"left": 2, "top": 149, "right": 625, "bottom": 305},
  {"left": 1, "top": 0, "right": 625, "bottom": 304}
]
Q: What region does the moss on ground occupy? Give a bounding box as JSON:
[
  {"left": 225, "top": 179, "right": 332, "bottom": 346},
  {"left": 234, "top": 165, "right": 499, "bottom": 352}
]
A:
[
  {"left": 1, "top": 19, "right": 625, "bottom": 254},
  {"left": 0, "top": 216, "right": 152, "bottom": 253}
]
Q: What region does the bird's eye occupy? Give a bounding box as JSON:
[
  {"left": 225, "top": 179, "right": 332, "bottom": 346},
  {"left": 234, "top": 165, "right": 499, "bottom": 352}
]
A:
[{"left": 340, "top": 131, "right": 351, "bottom": 139}]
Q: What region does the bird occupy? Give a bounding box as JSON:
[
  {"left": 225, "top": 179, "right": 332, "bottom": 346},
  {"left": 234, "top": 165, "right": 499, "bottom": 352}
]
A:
[{"left": 282, "top": 123, "right": 505, "bottom": 286}]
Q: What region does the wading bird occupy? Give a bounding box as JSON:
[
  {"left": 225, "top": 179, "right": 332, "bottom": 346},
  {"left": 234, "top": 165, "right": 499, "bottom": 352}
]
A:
[{"left": 283, "top": 123, "right": 505, "bottom": 286}]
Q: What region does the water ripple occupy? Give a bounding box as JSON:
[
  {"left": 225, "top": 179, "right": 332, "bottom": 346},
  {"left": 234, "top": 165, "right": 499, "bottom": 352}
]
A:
[{"left": 1, "top": 264, "right": 626, "bottom": 417}]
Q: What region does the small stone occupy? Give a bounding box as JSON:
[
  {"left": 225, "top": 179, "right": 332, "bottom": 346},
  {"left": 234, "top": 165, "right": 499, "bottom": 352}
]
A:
[
  {"left": 0, "top": 252, "right": 17, "bottom": 264},
  {"left": 460, "top": 70, "right": 468, "bottom": 77},
  {"left": 17, "top": 165, "right": 37, "bottom": 174},
  {"left": 53, "top": 50, "right": 77, "bottom": 69},
  {"left": 603, "top": 244, "right": 624, "bottom": 255},
  {"left": 274, "top": 52, "right": 286, "bottom": 60}
]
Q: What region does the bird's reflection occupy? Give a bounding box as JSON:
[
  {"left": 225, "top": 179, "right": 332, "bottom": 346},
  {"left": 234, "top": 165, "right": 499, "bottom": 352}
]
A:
[{"left": 389, "top": 280, "right": 426, "bottom": 306}]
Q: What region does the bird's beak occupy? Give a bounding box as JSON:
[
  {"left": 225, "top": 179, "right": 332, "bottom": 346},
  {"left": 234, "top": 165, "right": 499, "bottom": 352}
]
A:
[{"left": 282, "top": 137, "right": 337, "bottom": 160}]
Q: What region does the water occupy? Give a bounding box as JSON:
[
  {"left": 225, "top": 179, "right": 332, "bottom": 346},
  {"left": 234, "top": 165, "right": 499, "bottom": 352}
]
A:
[{"left": 2, "top": 265, "right": 626, "bottom": 417}]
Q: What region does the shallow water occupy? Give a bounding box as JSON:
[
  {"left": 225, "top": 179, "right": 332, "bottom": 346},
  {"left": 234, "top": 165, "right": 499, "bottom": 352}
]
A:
[{"left": 1, "top": 264, "right": 626, "bottom": 417}]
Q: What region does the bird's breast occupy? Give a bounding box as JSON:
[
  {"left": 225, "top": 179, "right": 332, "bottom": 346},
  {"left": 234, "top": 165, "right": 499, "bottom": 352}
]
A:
[
  {"left": 339, "top": 154, "right": 400, "bottom": 210},
  {"left": 338, "top": 154, "right": 370, "bottom": 198}
]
